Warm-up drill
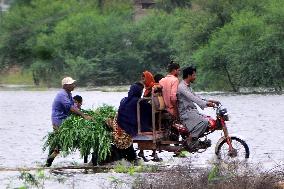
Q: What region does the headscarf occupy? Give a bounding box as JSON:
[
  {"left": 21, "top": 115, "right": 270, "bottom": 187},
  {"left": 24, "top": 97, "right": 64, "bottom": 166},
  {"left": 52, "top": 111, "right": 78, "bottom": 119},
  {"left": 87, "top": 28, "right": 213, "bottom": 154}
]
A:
[
  {"left": 127, "top": 83, "right": 143, "bottom": 99},
  {"left": 117, "top": 83, "right": 144, "bottom": 136},
  {"left": 143, "top": 71, "right": 155, "bottom": 97}
]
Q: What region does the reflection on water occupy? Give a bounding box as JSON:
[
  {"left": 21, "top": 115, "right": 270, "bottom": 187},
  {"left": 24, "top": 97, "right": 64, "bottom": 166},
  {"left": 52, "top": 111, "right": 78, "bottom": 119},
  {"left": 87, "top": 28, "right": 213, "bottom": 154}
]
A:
[{"left": 0, "top": 90, "right": 284, "bottom": 188}]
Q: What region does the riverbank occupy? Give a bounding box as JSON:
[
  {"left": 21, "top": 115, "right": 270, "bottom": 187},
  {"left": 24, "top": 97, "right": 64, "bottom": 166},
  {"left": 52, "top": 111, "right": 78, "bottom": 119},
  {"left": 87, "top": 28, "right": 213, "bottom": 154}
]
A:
[
  {"left": 0, "top": 84, "right": 283, "bottom": 95},
  {"left": 0, "top": 84, "right": 130, "bottom": 92},
  {"left": 1, "top": 70, "right": 283, "bottom": 93},
  {"left": 2, "top": 160, "right": 284, "bottom": 189},
  {"left": 134, "top": 162, "right": 284, "bottom": 189}
]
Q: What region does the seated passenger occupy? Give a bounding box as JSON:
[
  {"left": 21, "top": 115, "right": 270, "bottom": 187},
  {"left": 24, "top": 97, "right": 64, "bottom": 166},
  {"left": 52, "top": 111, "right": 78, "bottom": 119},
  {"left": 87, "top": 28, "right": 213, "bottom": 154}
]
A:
[
  {"left": 142, "top": 71, "right": 164, "bottom": 97},
  {"left": 142, "top": 70, "right": 155, "bottom": 97},
  {"left": 115, "top": 82, "right": 146, "bottom": 163},
  {"left": 117, "top": 82, "right": 146, "bottom": 136},
  {"left": 154, "top": 73, "right": 164, "bottom": 84},
  {"left": 153, "top": 73, "right": 165, "bottom": 111},
  {"left": 159, "top": 61, "right": 180, "bottom": 118},
  {"left": 140, "top": 71, "right": 155, "bottom": 130},
  {"left": 139, "top": 71, "right": 163, "bottom": 161},
  {"left": 92, "top": 83, "right": 144, "bottom": 165}
]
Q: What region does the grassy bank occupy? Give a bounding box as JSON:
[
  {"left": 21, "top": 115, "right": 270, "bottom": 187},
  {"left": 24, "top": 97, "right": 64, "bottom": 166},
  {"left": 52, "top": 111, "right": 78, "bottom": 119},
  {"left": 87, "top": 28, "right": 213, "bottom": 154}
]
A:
[
  {"left": 3, "top": 160, "right": 284, "bottom": 188},
  {"left": 0, "top": 70, "right": 34, "bottom": 85},
  {"left": 1, "top": 71, "right": 282, "bottom": 94},
  {"left": 0, "top": 70, "right": 130, "bottom": 92},
  {"left": 133, "top": 162, "right": 284, "bottom": 189}
]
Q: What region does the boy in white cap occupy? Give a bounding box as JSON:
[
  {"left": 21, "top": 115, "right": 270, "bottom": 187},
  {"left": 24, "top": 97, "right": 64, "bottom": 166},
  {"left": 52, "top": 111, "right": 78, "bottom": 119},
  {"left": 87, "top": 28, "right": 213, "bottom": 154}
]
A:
[{"left": 46, "top": 77, "right": 92, "bottom": 167}]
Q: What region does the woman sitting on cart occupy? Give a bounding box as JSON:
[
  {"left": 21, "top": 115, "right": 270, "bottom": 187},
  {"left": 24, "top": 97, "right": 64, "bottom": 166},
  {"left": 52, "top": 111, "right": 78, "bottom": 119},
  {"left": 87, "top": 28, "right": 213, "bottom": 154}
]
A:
[
  {"left": 112, "top": 82, "right": 151, "bottom": 163},
  {"left": 138, "top": 71, "right": 164, "bottom": 161},
  {"left": 118, "top": 82, "right": 146, "bottom": 136}
]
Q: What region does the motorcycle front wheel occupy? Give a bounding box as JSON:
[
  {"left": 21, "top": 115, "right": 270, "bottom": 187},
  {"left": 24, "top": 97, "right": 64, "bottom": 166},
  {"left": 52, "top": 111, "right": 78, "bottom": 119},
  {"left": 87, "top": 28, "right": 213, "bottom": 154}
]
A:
[{"left": 216, "top": 136, "right": 249, "bottom": 161}]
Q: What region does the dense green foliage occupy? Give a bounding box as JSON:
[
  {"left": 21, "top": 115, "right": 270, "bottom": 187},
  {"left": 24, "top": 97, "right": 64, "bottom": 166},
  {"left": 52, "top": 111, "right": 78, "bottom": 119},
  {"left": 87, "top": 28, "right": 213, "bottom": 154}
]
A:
[
  {"left": 0, "top": 0, "right": 283, "bottom": 91},
  {"left": 43, "top": 105, "right": 116, "bottom": 163},
  {"left": 193, "top": 0, "right": 284, "bottom": 91}
]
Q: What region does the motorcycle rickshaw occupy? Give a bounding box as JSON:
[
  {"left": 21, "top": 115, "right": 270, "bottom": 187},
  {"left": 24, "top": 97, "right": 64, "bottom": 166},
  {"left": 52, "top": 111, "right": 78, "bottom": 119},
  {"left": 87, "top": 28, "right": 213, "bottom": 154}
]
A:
[{"left": 133, "top": 88, "right": 250, "bottom": 161}]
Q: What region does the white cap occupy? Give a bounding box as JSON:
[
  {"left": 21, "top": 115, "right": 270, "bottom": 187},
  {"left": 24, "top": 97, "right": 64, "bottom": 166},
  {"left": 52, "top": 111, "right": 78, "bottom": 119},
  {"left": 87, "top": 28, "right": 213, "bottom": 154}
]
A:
[{"left": 62, "top": 77, "right": 76, "bottom": 86}]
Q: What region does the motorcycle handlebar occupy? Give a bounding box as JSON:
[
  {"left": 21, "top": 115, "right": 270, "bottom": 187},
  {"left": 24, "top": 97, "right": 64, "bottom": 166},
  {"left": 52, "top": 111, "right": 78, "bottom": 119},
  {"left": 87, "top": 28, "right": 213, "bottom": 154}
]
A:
[{"left": 207, "top": 100, "right": 221, "bottom": 107}]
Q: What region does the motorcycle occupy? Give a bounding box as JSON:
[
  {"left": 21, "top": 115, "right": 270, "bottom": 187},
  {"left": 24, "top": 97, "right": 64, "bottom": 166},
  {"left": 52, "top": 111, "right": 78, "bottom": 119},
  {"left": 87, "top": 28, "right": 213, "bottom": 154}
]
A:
[
  {"left": 169, "top": 103, "right": 250, "bottom": 160},
  {"left": 134, "top": 93, "right": 250, "bottom": 162}
]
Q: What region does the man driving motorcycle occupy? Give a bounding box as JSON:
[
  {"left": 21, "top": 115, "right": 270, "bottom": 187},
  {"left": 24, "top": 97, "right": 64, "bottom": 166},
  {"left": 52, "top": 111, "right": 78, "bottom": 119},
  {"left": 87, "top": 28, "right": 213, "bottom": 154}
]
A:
[{"left": 177, "top": 66, "right": 219, "bottom": 150}]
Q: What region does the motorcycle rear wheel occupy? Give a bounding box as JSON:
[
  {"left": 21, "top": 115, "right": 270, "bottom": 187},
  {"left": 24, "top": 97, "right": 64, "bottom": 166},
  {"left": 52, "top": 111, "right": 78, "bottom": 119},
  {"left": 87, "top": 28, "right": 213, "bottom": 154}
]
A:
[{"left": 216, "top": 137, "right": 249, "bottom": 161}]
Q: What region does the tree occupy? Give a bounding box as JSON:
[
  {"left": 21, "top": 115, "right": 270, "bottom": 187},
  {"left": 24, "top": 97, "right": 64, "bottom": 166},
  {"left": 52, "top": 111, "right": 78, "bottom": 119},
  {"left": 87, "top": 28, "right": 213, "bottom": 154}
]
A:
[
  {"left": 0, "top": 0, "right": 87, "bottom": 84},
  {"left": 155, "top": 0, "right": 192, "bottom": 13},
  {"left": 170, "top": 8, "right": 218, "bottom": 65},
  {"left": 133, "top": 10, "right": 179, "bottom": 74},
  {"left": 193, "top": 8, "right": 284, "bottom": 91},
  {"left": 194, "top": 0, "right": 266, "bottom": 26},
  {"left": 34, "top": 6, "right": 139, "bottom": 85}
]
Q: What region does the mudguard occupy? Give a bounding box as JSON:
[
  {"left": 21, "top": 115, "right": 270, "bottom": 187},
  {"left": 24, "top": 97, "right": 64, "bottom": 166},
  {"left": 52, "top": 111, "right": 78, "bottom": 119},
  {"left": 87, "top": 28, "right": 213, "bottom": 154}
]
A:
[{"left": 215, "top": 136, "right": 226, "bottom": 155}]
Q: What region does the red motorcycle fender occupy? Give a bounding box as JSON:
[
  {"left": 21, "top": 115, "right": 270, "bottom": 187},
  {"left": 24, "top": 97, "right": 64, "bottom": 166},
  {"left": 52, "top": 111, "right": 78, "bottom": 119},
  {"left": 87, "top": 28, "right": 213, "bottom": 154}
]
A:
[{"left": 215, "top": 136, "right": 226, "bottom": 155}]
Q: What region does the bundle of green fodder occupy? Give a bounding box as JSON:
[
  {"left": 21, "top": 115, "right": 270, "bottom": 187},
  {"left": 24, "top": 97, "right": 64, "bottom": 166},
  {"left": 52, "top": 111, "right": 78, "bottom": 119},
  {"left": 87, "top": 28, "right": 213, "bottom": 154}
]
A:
[{"left": 43, "top": 105, "right": 116, "bottom": 163}]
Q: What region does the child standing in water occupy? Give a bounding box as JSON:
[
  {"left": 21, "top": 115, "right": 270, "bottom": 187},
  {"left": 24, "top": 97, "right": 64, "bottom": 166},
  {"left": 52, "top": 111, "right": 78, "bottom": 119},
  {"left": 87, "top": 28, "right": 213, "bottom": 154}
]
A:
[{"left": 73, "top": 95, "right": 90, "bottom": 163}]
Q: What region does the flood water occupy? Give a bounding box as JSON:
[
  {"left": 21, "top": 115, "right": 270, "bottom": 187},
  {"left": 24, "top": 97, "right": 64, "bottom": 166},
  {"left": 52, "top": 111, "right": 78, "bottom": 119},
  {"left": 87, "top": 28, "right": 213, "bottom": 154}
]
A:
[{"left": 0, "top": 89, "right": 284, "bottom": 188}]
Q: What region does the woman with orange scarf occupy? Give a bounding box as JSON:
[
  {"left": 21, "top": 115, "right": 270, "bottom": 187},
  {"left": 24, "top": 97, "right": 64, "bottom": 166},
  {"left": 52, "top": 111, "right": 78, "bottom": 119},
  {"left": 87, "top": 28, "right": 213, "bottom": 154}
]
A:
[
  {"left": 142, "top": 71, "right": 155, "bottom": 97},
  {"left": 139, "top": 71, "right": 163, "bottom": 161}
]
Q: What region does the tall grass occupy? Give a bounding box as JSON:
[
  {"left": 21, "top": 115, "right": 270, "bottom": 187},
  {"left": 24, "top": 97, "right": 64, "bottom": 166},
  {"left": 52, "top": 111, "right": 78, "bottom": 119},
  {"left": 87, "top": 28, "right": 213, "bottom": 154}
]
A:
[{"left": 133, "top": 162, "right": 284, "bottom": 189}]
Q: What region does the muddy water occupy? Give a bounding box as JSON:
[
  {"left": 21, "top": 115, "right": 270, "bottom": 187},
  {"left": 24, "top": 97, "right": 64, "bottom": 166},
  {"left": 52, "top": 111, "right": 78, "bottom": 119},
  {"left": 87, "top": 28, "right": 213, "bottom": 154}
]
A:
[{"left": 0, "top": 89, "right": 284, "bottom": 188}]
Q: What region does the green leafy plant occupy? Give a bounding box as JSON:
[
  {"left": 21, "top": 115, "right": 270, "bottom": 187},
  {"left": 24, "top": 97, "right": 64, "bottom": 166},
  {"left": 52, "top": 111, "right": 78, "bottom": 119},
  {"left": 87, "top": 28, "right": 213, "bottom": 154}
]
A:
[
  {"left": 43, "top": 104, "right": 116, "bottom": 163},
  {"left": 178, "top": 150, "right": 189, "bottom": 158},
  {"left": 18, "top": 169, "right": 48, "bottom": 189},
  {"left": 208, "top": 164, "right": 220, "bottom": 183},
  {"left": 114, "top": 161, "right": 159, "bottom": 175}
]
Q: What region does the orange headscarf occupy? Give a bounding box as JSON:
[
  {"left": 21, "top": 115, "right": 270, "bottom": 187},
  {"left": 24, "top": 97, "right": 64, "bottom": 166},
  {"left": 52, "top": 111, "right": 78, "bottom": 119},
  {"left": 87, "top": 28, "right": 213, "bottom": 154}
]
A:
[{"left": 143, "top": 71, "right": 155, "bottom": 97}]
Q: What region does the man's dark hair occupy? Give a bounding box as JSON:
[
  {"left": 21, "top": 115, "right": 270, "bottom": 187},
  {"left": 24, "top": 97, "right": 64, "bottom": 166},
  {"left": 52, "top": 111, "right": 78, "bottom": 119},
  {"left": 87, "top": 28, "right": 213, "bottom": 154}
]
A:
[
  {"left": 167, "top": 60, "right": 180, "bottom": 73},
  {"left": 73, "top": 95, "right": 82, "bottom": 103},
  {"left": 182, "top": 66, "right": 196, "bottom": 79},
  {"left": 154, "top": 74, "right": 164, "bottom": 83}
]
